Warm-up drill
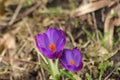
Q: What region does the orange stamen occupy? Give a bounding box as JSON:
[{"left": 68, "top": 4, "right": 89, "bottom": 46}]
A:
[
  {"left": 49, "top": 43, "right": 56, "bottom": 52},
  {"left": 70, "top": 59, "right": 75, "bottom": 65}
]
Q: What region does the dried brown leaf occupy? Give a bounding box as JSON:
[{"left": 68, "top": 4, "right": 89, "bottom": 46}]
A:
[
  {"left": 104, "top": 3, "right": 120, "bottom": 49},
  {"left": 104, "top": 12, "right": 114, "bottom": 49},
  {"left": 3, "top": 33, "right": 16, "bottom": 50},
  {"left": 0, "top": 38, "right": 5, "bottom": 53},
  {"left": 114, "top": 18, "right": 120, "bottom": 26},
  {"left": 74, "top": 0, "right": 112, "bottom": 16}
]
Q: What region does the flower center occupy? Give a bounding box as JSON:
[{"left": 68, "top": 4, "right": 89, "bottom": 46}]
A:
[
  {"left": 70, "top": 59, "right": 75, "bottom": 65},
  {"left": 49, "top": 43, "right": 56, "bottom": 52}
]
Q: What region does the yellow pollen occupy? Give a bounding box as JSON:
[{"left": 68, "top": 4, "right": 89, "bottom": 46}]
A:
[
  {"left": 70, "top": 59, "right": 75, "bottom": 65},
  {"left": 49, "top": 43, "right": 56, "bottom": 52}
]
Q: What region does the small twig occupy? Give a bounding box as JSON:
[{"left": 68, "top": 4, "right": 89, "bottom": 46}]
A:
[
  {"left": 21, "top": 1, "right": 42, "bottom": 17},
  {"left": 0, "top": 55, "right": 38, "bottom": 65},
  {"left": 0, "top": 21, "right": 7, "bottom": 26},
  {"left": 66, "top": 31, "right": 76, "bottom": 47},
  {"left": 104, "top": 67, "right": 116, "bottom": 80},
  {"left": 15, "top": 59, "right": 38, "bottom": 65},
  {"left": 8, "top": 0, "right": 25, "bottom": 26},
  {"left": 16, "top": 41, "right": 27, "bottom": 55},
  {"left": 8, "top": 1, "right": 42, "bottom": 26},
  {"left": 92, "top": 12, "right": 100, "bottom": 41},
  {"left": 81, "top": 40, "right": 90, "bottom": 48},
  {"left": 0, "top": 49, "right": 6, "bottom": 62}
]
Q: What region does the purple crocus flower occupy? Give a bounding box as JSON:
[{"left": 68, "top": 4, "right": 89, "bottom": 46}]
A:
[
  {"left": 60, "top": 48, "right": 83, "bottom": 72},
  {"left": 35, "top": 28, "right": 66, "bottom": 59}
]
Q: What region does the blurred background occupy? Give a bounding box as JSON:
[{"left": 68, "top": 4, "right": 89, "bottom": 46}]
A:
[{"left": 0, "top": 0, "right": 120, "bottom": 80}]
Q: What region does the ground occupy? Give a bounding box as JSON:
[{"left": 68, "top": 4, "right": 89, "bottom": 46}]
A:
[{"left": 0, "top": 0, "right": 120, "bottom": 80}]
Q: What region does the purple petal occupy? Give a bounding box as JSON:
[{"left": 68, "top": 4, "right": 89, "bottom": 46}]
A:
[
  {"left": 74, "top": 62, "right": 83, "bottom": 72},
  {"left": 63, "top": 49, "right": 74, "bottom": 65},
  {"left": 35, "top": 33, "right": 49, "bottom": 51},
  {"left": 67, "top": 65, "right": 76, "bottom": 72},
  {"left": 50, "top": 51, "right": 62, "bottom": 59},
  {"left": 56, "top": 30, "right": 66, "bottom": 51},
  {"left": 73, "top": 48, "right": 82, "bottom": 67},
  {"left": 46, "top": 28, "right": 66, "bottom": 51},
  {"left": 35, "top": 33, "right": 55, "bottom": 59},
  {"left": 46, "top": 28, "right": 58, "bottom": 43},
  {"left": 40, "top": 47, "right": 53, "bottom": 58}
]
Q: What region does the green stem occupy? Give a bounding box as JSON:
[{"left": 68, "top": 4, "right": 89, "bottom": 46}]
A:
[
  {"left": 49, "top": 59, "right": 60, "bottom": 80},
  {"left": 60, "top": 69, "right": 76, "bottom": 80}
]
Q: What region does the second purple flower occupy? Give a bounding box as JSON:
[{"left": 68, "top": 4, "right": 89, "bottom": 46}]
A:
[
  {"left": 60, "top": 48, "right": 83, "bottom": 72},
  {"left": 35, "top": 28, "right": 66, "bottom": 59}
]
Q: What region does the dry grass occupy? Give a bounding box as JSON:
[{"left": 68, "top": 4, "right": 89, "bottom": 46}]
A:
[{"left": 0, "top": 0, "right": 120, "bottom": 80}]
